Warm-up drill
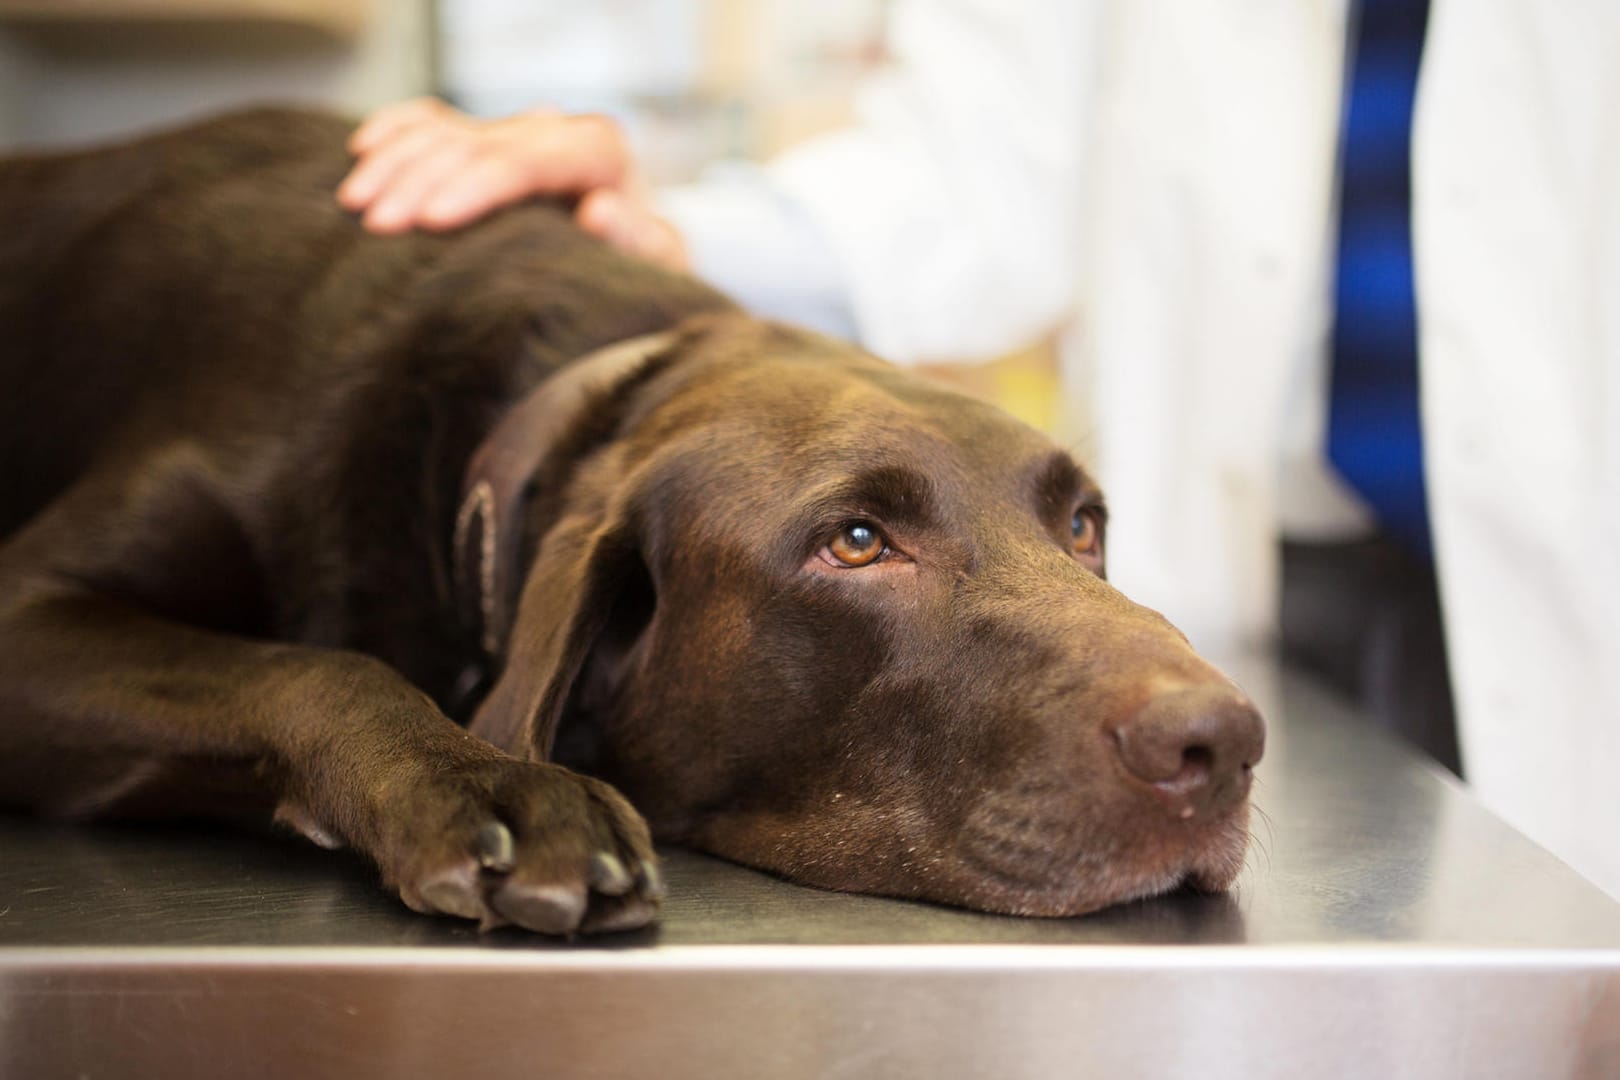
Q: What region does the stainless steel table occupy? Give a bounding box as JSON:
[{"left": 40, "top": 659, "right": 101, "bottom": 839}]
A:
[{"left": 3, "top": 661, "right": 1618, "bottom": 1079}]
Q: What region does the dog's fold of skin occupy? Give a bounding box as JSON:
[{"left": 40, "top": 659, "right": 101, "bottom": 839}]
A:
[{"left": 0, "top": 109, "right": 1264, "bottom": 935}]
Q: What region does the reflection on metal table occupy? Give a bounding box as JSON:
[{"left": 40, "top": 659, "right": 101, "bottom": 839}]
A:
[{"left": 2, "top": 660, "right": 1617, "bottom": 1078}]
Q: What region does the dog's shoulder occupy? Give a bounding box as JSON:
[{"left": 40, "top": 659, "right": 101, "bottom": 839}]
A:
[{"left": 157, "top": 105, "right": 355, "bottom": 161}]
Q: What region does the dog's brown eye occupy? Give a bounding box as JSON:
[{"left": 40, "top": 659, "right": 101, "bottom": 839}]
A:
[
  {"left": 1071, "top": 508, "right": 1100, "bottom": 555},
  {"left": 826, "top": 522, "right": 887, "bottom": 568}
]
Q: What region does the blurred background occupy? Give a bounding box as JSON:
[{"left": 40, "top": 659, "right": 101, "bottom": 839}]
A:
[
  {"left": 0, "top": 0, "right": 1454, "bottom": 770},
  {"left": 7, "top": 0, "right": 1620, "bottom": 908},
  {"left": 0, "top": 0, "right": 1059, "bottom": 429}
]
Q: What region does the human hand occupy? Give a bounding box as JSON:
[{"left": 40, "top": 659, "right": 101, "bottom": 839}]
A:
[{"left": 337, "top": 98, "right": 689, "bottom": 271}]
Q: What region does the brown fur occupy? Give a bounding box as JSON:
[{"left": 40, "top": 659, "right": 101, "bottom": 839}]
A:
[{"left": 0, "top": 108, "right": 1262, "bottom": 934}]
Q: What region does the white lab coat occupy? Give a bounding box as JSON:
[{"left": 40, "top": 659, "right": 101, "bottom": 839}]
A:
[{"left": 663, "top": 0, "right": 1620, "bottom": 900}]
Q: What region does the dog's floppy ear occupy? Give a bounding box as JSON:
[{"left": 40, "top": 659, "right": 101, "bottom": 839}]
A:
[
  {"left": 468, "top": 488, "right": 641, "bottom": 758},
  {"left": 463, "top": 331, "right": 677, "bottom": 758}
]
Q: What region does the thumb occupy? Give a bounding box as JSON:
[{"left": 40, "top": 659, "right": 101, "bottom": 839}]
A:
[{"left": 577, "top": 189, "right": 689, "bottom": 273}]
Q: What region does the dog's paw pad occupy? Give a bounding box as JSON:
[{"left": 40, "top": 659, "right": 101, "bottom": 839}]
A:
[
  {"left": 581, "top": 892, "right": 660, "bottom": 934},
  {"left": 491, "top": 879, "right": 588, "bottom": 935},
  {"left": 417, "top": 872, "right": 485, "bottom": 921}
]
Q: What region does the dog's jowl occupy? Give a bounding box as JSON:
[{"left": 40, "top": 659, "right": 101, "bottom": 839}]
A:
[{"left": 0, "top": 109, "right": 1263, "bottom": 934}]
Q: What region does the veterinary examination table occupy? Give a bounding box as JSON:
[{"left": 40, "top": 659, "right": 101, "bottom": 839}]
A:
[{"left": 2, "top": 660, "right": 1617, "bottom": 1079}]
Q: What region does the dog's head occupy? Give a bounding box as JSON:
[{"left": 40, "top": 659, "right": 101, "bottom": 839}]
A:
[{"left": 472, "top": 313, "right": 1263, "bottom": 916}]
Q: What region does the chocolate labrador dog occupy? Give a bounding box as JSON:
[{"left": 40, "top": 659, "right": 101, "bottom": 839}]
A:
[{"left": 0, "top": 109, "right": 1263, "bottom": 935}]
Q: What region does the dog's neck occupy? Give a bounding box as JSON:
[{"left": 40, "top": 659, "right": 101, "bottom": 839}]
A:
[{"left": 447, "top": 330, "right": 678, "bottom": 711}]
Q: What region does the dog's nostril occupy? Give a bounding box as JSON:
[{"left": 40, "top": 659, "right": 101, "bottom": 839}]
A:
[
  {"left": 1112, "top": 686, "right": 1265, "bottom": 815},
  {"left": 1156, "top": 744, "right": 1213, "bottom": 793}
]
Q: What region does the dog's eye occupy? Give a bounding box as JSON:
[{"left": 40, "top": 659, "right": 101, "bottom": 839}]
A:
[
  {"left": 1071, "top": 508, "right": 1101, "bottom": 556},
  {"left": 825, "top": 521, "right": 887, "bottom": 568}
]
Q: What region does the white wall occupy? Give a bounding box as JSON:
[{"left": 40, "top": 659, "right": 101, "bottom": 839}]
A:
[
  {"left": 0, "top": 2, "right": 434, "bottom": 151},
  {"left": 0, "top": 27, "right": 36, "bottom": 145}
]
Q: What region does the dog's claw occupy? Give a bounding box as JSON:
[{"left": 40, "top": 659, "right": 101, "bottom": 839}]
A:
[
  {"left": 635, "top": 858, "right": 666, "bottom": 901},
  {"left": 476, "top": 821, "right": 516, "bottom": 872},
  {"left": 588, "top": 851, "right": 634, "bottom": 896},
  {"left": 492, "top": 881, "right": 588, "bottom": 935}
]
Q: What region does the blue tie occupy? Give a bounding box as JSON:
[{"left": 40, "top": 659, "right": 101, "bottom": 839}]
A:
[{"left": 1327, "top": 0, "right": 1432, "bottom": 560}]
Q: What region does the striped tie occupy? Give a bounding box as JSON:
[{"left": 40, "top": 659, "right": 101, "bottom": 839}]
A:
[{"left": 1327, "top": 0, "right": 1433, "bottom": 560}]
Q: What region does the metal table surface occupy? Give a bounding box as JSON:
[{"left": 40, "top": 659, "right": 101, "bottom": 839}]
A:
[{"left": 2, "top": 660, "right": 1618, "bottom": 1079}]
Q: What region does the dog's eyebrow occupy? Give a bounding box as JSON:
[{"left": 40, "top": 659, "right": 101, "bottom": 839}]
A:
[
  {"left": 796, "top": 465, "right": 940, "bottom": 528},
  {"left": 1029, "top": 450, "right": 1091, "bottom": 514}
]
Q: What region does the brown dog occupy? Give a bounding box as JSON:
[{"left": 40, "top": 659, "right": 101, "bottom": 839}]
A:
[{"left": 0, "top": 109, "right": 1263, "bottom": 934}]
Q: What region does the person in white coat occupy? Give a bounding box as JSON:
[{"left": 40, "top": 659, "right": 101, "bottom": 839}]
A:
[{"left": 339, "top": 0, "right": 1620, "bottom": 900}]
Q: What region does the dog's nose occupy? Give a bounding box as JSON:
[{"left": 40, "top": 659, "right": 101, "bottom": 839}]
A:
[{"left": 1112, "top": 685, "right": 1265, "bottom": 818}]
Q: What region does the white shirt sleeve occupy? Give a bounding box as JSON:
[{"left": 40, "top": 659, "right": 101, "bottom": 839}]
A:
[
  {"left": 662, "top": 0, "right": 1102, "bottom": 365},
  {"left": 658, "top": 163, "right": 859, "bottom": 343}
]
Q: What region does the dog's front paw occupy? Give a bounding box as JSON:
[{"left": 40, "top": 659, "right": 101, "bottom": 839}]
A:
[{"left": 370, "top": 757, "right": 662, "bottom": 935}]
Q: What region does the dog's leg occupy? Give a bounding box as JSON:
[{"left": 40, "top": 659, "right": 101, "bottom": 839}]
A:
[{"left": 0, "top": 571, "right": 660, "bottom": 935}]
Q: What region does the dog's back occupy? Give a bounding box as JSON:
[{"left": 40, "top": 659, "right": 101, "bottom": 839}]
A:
[
  {"left": 0, "top": 108, "right": 728, "bottom": 540},
  {"left": 0, "top": 108, "right": 731, "bottom": 694}
]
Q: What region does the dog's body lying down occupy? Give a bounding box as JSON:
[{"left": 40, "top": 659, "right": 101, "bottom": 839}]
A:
[{"left": 0, "top": 109, "right": 1262, "bottom": 934}]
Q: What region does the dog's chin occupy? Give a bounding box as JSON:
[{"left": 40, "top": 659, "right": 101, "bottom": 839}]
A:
[
  {"left": 929, "top": 804, "right": 1254, "bottom": 918},
  {"left": 689, "top": 799, "right": 1254, "bottom": 919}
]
